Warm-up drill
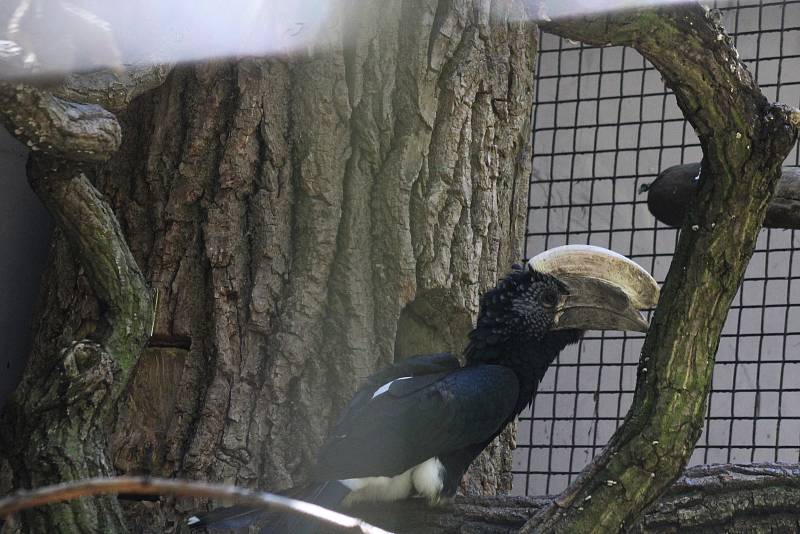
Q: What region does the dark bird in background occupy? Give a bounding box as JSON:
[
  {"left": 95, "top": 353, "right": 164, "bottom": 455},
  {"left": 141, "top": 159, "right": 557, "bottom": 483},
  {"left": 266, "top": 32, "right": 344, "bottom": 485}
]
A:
[{"left": 188, "top": 245, "right": 659, "bottom": 532}]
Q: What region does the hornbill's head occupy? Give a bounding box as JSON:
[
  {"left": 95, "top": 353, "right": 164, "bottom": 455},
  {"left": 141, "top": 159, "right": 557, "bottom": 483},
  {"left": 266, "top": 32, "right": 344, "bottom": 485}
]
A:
[{"left": 468, "top": 245, "right": 659, "bottom": 359}]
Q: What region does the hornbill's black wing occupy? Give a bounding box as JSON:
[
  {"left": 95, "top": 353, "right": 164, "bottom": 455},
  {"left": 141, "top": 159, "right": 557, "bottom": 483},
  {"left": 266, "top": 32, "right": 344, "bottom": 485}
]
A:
[
  {"left": 313, "top": 359, "right": 519, "bottom": 481},
  {"left": 333, "top": 352, "right": 462, "bottom": 422}
]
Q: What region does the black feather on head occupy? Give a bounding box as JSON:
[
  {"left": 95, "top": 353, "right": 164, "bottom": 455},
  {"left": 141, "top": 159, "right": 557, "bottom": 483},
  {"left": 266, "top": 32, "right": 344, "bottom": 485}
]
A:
[{"left": 465, "top": 263, "right": 569, "bottom": 362}]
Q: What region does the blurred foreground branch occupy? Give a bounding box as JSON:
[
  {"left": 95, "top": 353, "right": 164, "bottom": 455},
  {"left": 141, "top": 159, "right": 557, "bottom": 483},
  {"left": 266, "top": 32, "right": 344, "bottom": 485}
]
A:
[{"left": 0, "top": 476, "right": 390, "bottom": 534}]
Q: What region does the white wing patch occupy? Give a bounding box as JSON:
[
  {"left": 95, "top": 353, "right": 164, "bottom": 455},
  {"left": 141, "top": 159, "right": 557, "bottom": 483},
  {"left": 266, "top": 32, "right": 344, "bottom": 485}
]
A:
[{"left": 371, "top": 376, "right": 413, "bottom": 399}]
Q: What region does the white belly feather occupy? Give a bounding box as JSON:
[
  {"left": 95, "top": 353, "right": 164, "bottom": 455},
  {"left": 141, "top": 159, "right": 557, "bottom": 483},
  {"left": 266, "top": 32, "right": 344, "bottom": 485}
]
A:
[{"left": 340, "top": 457, "right": 445, "bottom": 505}]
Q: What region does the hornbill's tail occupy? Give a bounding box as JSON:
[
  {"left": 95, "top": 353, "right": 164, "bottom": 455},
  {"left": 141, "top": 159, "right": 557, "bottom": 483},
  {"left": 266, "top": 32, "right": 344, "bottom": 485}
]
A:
[{"left": 186, "top": 481, "right": 352, "bottom": 533}]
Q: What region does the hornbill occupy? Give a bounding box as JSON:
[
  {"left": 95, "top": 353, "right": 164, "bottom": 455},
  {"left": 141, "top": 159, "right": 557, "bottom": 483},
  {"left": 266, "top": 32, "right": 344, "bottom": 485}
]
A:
[{"left": 188, "top": 245, "right": 659, "bottom": 532}]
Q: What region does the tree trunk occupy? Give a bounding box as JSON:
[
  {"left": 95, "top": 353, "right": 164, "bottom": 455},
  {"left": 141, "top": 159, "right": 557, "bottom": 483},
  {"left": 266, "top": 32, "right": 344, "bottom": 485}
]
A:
[{"left": 0, "top": 2, "right": 538, "bottom": 531}]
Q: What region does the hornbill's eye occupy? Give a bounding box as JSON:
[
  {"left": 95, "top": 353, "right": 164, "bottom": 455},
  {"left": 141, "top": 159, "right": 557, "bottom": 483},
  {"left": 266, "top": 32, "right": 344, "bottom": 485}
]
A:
[{"left": 540, "top": 290, "right": 558, "bottom": 309}]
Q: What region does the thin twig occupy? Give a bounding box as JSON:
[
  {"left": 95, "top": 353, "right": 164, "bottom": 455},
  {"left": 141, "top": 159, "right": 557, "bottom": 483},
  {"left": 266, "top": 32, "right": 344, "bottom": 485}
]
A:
[{"left": 0, "top": 476, "right": 392, "bottom": 534}]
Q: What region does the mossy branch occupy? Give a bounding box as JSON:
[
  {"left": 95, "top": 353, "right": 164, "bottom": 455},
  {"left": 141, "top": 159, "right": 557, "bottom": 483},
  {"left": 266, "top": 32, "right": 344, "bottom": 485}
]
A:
[
  {"left": 520, "top": 4, "right": 800, "bottom": 533},
  {"left": 26, "top": 157, "right": 153, "bottom": 365},
  {"left": 0, "top": 82, "right": 154, "bottom": 532}
]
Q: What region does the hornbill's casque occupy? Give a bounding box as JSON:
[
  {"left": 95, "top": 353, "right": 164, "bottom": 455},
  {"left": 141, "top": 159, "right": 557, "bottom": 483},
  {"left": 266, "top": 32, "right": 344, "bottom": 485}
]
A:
[{"left": 188, "top": 245, "right": 659, "bottom": 532}]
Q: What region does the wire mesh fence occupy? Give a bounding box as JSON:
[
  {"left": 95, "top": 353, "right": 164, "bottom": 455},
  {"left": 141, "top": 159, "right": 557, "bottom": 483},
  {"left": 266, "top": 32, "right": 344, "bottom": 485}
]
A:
[{"left": 513, "top": 0, "right": 800, "bottom": 496}]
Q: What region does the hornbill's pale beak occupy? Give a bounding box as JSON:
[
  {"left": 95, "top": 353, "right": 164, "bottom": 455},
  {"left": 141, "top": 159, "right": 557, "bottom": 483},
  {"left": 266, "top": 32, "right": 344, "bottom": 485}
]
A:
[{"left": 528, "top": 245, "right": 660, "bottom": 333}]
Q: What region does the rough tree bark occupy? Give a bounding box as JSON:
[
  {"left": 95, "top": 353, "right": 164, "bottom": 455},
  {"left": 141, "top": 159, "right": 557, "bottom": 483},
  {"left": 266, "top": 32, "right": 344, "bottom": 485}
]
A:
[{"left": 0, "top": 1, "right": 538, "bottom": 531}]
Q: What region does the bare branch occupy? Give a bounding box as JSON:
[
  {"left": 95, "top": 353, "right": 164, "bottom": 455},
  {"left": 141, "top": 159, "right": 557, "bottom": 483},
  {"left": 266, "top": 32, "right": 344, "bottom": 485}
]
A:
[
  {"left": 352, "top": 463, "right": 800, "bottom": 533},
  {"left": 27, "top": 157, "right": 153, "bottom": 359},
  {"left": 0, "top": 477, "right": 392, "bottom": 534},
  {"left": 0, "top": 158, "right": 153, "bottom": 530},
  {"left": 0, "top": 84, "right": 120, "bottom": 161},
  {"left": 52, "top": 64, "right": 173, "bottom": 112}
]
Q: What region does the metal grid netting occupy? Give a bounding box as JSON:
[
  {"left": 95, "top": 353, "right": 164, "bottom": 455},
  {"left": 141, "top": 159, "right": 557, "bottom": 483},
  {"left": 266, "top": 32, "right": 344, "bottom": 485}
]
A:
[{"left": 513, "top": 0, "right": 800, "bottom": 496}]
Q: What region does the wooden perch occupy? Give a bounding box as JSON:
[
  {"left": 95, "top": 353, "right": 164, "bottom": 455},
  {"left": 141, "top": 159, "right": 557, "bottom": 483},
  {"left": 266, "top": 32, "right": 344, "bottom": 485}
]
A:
[
  {"left": 354, "top": 463, "right": 800, "bottom": 533},
  {"left": 646, "top": 162, "right": 800, "bottom": 229},
  {"left": 4, "top": 464, "right": 799, "bottom": 534}
]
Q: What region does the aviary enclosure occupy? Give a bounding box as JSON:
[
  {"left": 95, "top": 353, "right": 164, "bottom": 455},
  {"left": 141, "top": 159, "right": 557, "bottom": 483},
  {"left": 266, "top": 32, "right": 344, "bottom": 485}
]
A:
[
  {"left": 1, "top": 0, "right": 800, "bottom": 533},
  {"left": 516, "top": 0, "right": 800, "bottom": 496}
]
